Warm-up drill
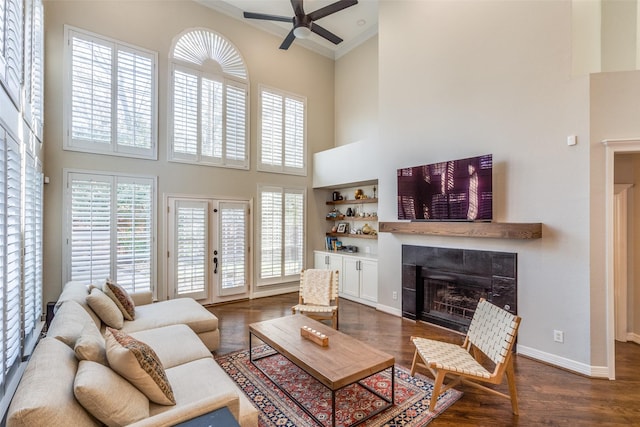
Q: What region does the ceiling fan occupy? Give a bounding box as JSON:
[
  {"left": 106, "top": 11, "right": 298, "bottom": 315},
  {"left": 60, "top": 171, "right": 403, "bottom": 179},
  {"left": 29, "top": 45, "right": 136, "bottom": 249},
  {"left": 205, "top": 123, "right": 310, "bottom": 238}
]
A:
[{"left": 243, "top": 0, "right": 358, "bottom": 50}]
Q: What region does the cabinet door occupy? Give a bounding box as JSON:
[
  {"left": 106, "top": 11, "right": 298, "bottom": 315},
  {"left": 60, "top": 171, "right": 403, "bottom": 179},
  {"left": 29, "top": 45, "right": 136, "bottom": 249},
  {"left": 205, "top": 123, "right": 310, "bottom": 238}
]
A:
[
  {"left": 314, "top": 251, "right": 329, "bottom": 269},
  {"left": 342, "top": 257, "right": 360, "bottom": 297},
  {"left": 360, "top": 259, "right": 378, "bottom": 302}
]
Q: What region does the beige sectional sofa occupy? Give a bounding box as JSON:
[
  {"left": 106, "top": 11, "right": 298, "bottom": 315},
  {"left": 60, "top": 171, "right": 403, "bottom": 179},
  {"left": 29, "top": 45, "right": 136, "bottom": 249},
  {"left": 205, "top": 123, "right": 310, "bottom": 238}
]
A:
[{"left": 6, "top": 281, "right": 259, "bottom": 427}]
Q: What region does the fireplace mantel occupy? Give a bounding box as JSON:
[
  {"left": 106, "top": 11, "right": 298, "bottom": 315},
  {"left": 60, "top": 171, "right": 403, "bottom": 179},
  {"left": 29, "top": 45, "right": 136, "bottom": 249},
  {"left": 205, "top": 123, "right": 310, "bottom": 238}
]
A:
[{"left": 379, "top": 221, "right": 541, "bottom": 240}]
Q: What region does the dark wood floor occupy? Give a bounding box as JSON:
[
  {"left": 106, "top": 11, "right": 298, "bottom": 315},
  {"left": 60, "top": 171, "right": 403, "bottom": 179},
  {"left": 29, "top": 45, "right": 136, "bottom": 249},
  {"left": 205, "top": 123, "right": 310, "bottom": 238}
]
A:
[{"left": 208, "top": 293, "right": 640, "bottom": 426}]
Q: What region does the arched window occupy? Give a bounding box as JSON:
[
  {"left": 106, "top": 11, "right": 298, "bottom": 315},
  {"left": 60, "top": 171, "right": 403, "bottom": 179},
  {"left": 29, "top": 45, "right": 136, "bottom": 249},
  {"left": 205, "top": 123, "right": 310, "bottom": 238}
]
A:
[{"left": 169, "top": 29, "right": 249, "bottom": 169}]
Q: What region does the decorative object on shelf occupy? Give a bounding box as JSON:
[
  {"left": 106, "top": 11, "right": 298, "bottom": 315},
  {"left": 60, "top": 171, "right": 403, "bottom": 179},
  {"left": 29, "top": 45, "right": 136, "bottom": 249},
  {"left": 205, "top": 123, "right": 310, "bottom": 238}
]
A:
[
  {"left": 362, "top": 223, "right": 373, "bottom": 234},
  {"left": 332, "top": 191, "right": 341, "bottom": 201},
  {"left": 346, "top": 207, "right": 353, "bottom": 217},
  {"left": 354, "top": 189, "right": 364, "bottom": 199},
  {"left": 331, "top": 225, "right": 338, "bottom": 233},
  {"left": 300, "top": 326, "right": 329, "bottom": 347},
  {"left": 336, "top": 223, "right": 348, "bottom": 233},
  {"left": 373, "top": 186, "right": 377, "bottom": 199}
]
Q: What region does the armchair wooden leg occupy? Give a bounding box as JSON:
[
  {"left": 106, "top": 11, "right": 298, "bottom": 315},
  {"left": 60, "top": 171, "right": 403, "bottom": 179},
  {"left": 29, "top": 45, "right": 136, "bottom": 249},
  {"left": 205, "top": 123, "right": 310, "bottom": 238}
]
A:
[
  {"left": 410, "top": 347, "right": 420, "bottom": 376},
  {"left": 429, "top": 370, "right": 446, "bottom": 412},
  {"left": 505, "top": 357, "right": 519, "bottom": 415}
]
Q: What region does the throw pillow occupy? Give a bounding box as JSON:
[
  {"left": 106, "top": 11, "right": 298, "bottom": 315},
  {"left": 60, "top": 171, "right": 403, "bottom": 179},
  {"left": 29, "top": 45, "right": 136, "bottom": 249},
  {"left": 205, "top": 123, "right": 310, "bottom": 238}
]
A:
[
  {"left": 103, "top": 278, "right": 135, "bottom": 321},
  {"left": 74, "top": 360, "right": 150, "bottom": 426},
  {"left": 105, "top": 328, "right": 176, "bottom": 405},
  {"left": 74, "top": 322, "right": 108, "bottom": 366},
  {"left": 86, "top": 287, "right": 124, "bottom": 329}
]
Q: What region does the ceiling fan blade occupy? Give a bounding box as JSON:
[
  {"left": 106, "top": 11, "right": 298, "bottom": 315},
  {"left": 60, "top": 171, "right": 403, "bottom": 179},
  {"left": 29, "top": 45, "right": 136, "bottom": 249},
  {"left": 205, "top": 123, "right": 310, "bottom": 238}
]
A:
[
  {"left": 291, "top": 0, "right": 305, "bottom": 17},
  {"left": 308, "top": 0, "right": 358, "bottom": 21},
  {"left": 310, "top": 23, "right": 343, "bottom": 45},
  {"left": 243, "top": 11, "right": 292, "bottom": 23},
  {"left": 279, "top": 29, "right": 297, "bottom": 50}
]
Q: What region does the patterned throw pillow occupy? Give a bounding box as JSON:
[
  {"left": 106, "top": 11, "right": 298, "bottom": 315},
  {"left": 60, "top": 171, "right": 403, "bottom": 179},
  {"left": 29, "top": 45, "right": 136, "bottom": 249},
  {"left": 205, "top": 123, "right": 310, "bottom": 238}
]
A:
[
  {"left": 105, "top": 328, "right": 176, "bottom": 405},
  {"left": 103, "top": 278, "right": 136, "bottom": 321}
]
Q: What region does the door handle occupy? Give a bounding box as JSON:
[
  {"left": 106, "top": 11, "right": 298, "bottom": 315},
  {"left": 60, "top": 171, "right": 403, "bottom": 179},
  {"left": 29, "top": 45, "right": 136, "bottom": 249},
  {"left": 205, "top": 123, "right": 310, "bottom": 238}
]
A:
[{"left": 213, "top": 257, "right": 218, "bottom": 274}]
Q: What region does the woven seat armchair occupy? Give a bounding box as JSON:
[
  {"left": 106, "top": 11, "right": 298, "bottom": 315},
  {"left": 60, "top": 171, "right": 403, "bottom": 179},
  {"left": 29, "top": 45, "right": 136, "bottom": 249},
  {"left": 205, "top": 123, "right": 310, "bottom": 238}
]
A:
[
  {"left": 291, "top": 269, "right": 339, "bottom": 329},
  {"left": 410, "top": 298, "right": 522, "bottom": 414}
]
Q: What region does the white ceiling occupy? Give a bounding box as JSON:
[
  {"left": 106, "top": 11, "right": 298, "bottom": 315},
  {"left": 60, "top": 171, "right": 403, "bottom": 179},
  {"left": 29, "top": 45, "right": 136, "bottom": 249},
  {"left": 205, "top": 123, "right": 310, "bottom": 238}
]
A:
[{"left": 197, "top": 0, "right": 378, "bottom": 59}]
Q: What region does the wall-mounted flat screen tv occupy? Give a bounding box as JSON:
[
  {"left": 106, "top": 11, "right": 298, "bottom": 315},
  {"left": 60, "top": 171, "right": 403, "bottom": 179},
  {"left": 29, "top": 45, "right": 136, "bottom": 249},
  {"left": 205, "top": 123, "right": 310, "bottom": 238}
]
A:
[{"left": 397, "top": 154, "right": 492, "bottom": 221}]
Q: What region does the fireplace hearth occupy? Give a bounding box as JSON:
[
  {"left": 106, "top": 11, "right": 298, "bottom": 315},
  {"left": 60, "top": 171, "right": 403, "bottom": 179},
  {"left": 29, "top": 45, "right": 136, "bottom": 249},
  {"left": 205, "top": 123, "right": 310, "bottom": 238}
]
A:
[{"left": 402, "top": 245, "right": 517, "bottom": 333}]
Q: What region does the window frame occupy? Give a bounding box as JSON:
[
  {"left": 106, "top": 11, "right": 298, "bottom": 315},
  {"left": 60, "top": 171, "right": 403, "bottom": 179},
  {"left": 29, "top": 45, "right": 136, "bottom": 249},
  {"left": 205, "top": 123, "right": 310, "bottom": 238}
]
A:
[
  {"left": 257, "top": 85, "right": 307, "bottom": 176},
  {"left": 62, "top": 169, "right": 157, "bottom": 296},
  {"left": 63, "top": 25, "right": 158, "bottom": 160},
  {"left": 256, "top": 184, "right": 306, "bottom": 287},
  {"left": 168, "top": 28, "right": 249, "bottom": 170}
]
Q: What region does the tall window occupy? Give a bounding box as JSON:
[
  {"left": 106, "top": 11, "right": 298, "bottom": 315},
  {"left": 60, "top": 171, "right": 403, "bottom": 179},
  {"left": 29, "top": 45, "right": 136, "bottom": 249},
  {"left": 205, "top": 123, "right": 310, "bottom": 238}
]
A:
[
  {"left": 64, "top": 171, "right": 156, "bottom": 293},
  {"left": 258, "top": 86, "right": 306, "bottom": 175},
  {"left": 64, "top": 26, "right": 158, "bottom": 159},
  {"left": 258, "top": 185, "right": 305, "bottom": 286},
  {"left": 169, "top": 29, "right": 249, "bottom": 169},
  {"left": 24, "top": 0, "right": 44, "bottom": 138}
]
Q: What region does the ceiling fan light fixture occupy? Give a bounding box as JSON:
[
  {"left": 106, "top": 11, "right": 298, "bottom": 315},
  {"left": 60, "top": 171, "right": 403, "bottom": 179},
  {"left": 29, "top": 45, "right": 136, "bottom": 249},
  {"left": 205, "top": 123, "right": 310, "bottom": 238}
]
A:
[{"left": 293, "top": 25, "right": 312, "bottom": 39}]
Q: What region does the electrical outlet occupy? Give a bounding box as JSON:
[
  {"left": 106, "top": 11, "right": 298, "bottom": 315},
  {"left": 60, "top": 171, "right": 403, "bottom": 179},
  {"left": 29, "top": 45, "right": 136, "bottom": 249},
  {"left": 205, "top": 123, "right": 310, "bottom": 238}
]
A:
[
  {"left": 392, "top": 291, "right": 398, "bottom": 300},
  {"left": 553, "top": 330, "right": 564, "bottom": 343}
]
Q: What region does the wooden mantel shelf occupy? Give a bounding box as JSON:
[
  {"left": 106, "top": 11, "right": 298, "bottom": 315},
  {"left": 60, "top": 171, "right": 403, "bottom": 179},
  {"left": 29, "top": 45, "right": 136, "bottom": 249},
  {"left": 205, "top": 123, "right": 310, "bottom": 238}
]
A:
[{"left": 379, "top": 221, "right": 542, "bottom": 240}]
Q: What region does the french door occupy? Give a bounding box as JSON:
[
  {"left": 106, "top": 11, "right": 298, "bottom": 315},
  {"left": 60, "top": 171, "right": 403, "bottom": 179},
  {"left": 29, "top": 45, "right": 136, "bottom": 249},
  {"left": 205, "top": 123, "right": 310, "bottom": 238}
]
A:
[{"left": 167, "top": 196, "right": 250, "bottom": 304}]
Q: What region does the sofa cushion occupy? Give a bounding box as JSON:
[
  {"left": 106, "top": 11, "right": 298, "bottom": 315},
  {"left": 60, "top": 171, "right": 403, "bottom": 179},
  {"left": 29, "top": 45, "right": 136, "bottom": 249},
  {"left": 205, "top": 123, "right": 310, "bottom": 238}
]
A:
[
  {"left": 47, "top": 300, "right": 97, "bottom": 348},
  {"left": 86, "top": 287, "right": 124, "bottom": 329},
  {"left": 121, "top": 298, "right": 218, "bottom": 335},
  {"left": 74, "top": 360, "right": 150, "bottom": 426},
  {"left": 105, "top": 328, "right": 176, "bottom": 405},
  {"left": 104, "top": 278, "right": 136, "bottom": 320},
  {"left": 150, "top": 357, "right": 257, "bottom": 427},
  {"left": 129, "top": 325, "right": 213, "bottom": 369},
  {"left": 6, "top": 337, "right": 100, "bottom": 427},
  {"left": 74, "top": 322, "right": 108, "bottom": 366},
  {"left": 54, "top": 281, "right": 101, "bottom": 328}
]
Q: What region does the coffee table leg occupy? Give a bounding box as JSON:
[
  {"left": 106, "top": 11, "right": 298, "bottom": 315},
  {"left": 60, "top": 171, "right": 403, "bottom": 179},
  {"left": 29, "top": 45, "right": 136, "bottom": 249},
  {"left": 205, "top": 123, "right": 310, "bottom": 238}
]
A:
[{"left": 332, "top": 390, "right": 336, "bottom": 427}]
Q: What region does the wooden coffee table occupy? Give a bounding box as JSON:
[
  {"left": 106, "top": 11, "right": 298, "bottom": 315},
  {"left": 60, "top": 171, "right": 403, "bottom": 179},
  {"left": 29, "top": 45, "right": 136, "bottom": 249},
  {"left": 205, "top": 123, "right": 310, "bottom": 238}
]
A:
[{"left": 249, "top": 314, "right": 395, "bottom": 427}]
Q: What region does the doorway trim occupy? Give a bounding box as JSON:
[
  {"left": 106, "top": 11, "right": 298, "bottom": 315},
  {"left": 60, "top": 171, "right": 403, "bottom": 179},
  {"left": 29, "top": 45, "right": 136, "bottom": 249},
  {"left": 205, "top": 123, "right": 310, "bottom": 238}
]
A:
[{"left": 603, "top": 138, "right": 640, "bottom": 380}]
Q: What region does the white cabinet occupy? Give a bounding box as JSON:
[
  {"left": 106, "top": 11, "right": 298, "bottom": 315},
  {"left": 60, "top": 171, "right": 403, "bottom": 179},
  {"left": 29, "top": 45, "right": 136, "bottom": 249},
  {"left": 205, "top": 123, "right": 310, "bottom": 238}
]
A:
[
  {"left": 314, "top": 251, "right": 342, "bottom": 272},
  {"left": 315, "top": 251, "right": 377, "bottom": 307},
  {"left": 342, "top": 256, "right": 378, "bottom": 304}
]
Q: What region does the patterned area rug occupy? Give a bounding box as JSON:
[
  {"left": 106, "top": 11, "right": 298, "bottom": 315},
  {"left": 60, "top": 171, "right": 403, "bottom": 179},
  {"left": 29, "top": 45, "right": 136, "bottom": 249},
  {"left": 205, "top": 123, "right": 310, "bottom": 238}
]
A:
[{"left": 215, "top": 345, "right": 462, "bottom": 427}]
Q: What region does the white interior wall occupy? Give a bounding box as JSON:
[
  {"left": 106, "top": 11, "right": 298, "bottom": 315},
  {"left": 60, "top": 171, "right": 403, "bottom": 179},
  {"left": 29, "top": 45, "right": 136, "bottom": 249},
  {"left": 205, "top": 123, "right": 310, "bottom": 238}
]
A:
[
  {"left": 43, "top": 0, "right": 336, "bottom": 303},
  {"left": 368, "top": 0, "right": 594, "bottom": 371}
]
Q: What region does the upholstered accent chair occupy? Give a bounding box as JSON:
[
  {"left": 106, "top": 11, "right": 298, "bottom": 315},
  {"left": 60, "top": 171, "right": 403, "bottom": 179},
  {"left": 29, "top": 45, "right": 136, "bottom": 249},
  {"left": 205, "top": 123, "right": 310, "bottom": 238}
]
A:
[
  {"left": 410, "top": 298, "right": 522, "bottom": 414},
  {"left": 291, "top": 269, "right": 339, "bottom": 329}
]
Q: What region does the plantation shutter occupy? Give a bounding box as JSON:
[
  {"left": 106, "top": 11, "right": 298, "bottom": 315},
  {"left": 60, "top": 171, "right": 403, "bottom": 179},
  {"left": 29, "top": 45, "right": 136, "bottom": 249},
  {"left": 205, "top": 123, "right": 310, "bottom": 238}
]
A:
[
  {"left": 224, "top": 81, "right": 247, "bottom": 165},
  {"left": 2, "top": 0, "right": 22, "bottom": 104},
  {"left": 174, "top": 200, "right": 208, "bottom": 300},
  {"left": 284, "top": 97, "right": 304, "bottom": 170},
  {"left": 116, "top": 47, "right": 154, "bottom": 153},
  {"left": 201, "top": 76, "right": 223, "bottom": 161},
  {"left": 69, "top": 174, "right": 112, "bottom": 284},
  {"left": 218, "top": 202, "right": 248, "bottom": 296},
  {"left": 70, "top": 33, "right": 112, "bottom": 147},
  {"left": 116, "top": 178, "right": 153, "bottom": 292},
  {"left": 260, "top": 188, "right": 282, "bottom": 280},
  {"left": 5, "top": 136, "right": 21, "bottom": 378},
  {"left": 23, "top": 154, "right": 42, "bottom": 338},
  {"left": 172, "top": 67, "right": 199, "bottom": 159},
  {"left": 284, "top": 191, "right": 304, "bottom": 276},
  {"left": 66, "top": 27, "right": 156, "bottom": 158},
  {"left": 24, "top": 0, "right": 44, "bottom": 137},
  {"left": 0, "top": 129, "right": 6, "bottom": 386},
  {"left": 260, "top": 91, "right": 283, "bottom": 167},
  {"left": 258, "top": 87, "right": 306, "bottom": 175}
]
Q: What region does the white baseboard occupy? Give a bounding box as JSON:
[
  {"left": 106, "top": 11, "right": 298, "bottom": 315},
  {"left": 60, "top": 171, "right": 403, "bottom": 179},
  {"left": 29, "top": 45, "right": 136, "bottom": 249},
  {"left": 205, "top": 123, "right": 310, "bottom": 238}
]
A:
[
  {"left": 251, "top": 284, "right": 298, "bottom": 299},
  {"left": 517, "top": 345, "right": 610, "bottom": 378},
  {"left": 626, "top": 332, "right": 640, "bottom": 344},
  {"left": 376, "top": 303, "right": 402, "bottom": 317}
]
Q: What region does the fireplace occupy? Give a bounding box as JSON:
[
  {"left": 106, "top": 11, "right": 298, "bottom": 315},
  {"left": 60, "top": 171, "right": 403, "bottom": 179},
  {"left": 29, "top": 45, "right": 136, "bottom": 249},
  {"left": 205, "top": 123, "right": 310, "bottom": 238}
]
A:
[{"left": 402, "top": 245, "right": 517, "bottom": 333}]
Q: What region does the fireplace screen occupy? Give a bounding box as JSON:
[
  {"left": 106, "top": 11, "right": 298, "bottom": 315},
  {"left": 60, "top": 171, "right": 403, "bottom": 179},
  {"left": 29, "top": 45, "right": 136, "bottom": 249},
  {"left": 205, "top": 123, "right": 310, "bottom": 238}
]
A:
[{"left": 423, "top": 275, "right": 490, "bottom": 331}]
